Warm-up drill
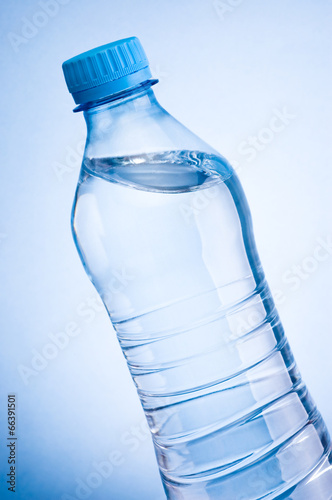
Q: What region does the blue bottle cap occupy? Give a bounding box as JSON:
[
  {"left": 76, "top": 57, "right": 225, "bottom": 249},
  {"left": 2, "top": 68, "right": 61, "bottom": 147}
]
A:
[{"left": 62, "top": 36, "right": 152, "bottom": 105}]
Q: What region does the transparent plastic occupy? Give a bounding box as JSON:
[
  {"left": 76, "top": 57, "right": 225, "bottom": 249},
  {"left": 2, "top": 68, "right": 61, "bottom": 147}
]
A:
[{"left": 71, "top": 83, "right": 332, "bottom": 499}]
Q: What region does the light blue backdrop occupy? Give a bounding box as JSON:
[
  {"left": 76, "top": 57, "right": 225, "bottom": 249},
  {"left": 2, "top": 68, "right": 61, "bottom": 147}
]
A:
[{"left": 0, "top": 1, "right": 331, "bottom": 499}]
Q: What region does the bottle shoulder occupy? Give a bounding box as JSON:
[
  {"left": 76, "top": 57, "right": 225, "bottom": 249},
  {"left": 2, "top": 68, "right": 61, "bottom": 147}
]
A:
[{"left": 83, "top": 90, "right": 222, "bottom": 160}]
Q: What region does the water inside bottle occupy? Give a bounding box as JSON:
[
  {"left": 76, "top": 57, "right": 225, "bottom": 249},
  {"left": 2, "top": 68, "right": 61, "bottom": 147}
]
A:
[{"left": 72, "top": 150, "right": 332, "bottom": 499}]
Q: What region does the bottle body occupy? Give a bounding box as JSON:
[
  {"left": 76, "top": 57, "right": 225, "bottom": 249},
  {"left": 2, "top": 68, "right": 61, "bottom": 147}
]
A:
[{"left": 72, "top": 88, "right": 332, "bottom": 499}]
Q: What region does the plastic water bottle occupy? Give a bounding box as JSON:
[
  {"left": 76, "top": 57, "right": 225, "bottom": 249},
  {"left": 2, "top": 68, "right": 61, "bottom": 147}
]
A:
[{"left": 62, "top": 37, "right": 332, "bottom": 499}]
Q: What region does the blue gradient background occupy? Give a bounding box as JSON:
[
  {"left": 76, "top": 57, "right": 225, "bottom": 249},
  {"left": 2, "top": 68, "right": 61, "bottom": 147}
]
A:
[{"left": 0, "top": 1, "right": 331, "bottom": 499}]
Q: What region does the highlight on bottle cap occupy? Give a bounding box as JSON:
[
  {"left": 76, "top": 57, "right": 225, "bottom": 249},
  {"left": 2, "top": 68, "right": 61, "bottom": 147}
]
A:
[{"left": 62, "top": 36, "right": 152, "bottom": 105}]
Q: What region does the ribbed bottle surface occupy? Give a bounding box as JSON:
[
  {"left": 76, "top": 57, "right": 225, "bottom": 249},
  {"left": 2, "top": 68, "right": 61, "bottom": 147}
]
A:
[{"left": 72, "top": 151, "right": 332, "bottom": 499}]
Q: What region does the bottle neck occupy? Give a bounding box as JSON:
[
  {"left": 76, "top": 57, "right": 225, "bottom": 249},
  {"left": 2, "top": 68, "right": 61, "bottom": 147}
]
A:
[
  {"left": 80, "top": 81, "right": 173, "bottom": 159},
  {"left": 82, "top": 81, "right": 159, "bottom": 131}
]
